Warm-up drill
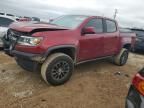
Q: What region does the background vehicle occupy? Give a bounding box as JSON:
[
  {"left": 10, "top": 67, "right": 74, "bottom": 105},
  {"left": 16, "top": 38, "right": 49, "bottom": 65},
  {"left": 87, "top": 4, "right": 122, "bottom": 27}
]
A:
[
  {"left": 126, "top": 68, "right": 144, "bottom": 108},
  {"left": 16, "top": 17, "right": 31, "bottom": 22},
  {"left": 16, "top": 17, "right": 40, "bottom": 22},
  {"left": 130, "top": 28, "right": 144, "bottom": 52},
  {"left": 0, "top": 15, "right": 16, "bottom": 48},
  {"left": 31, "top": 17, "right": 40, "bottom": 21},
  {"left": 3, "top": 15, "right": 136, "bottom": 85},
  {"left": 0, "top": 12, "right": 15, "bottom": 17}
]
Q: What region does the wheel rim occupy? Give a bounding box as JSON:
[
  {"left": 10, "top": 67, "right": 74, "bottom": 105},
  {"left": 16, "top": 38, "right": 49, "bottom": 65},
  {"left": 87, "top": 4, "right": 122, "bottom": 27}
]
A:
[
  {"left": 121, "top": 51, "right": 128, "bottom": 65},
  {"left": 51, "top": 61, "right": 70, "bottom": 80}
]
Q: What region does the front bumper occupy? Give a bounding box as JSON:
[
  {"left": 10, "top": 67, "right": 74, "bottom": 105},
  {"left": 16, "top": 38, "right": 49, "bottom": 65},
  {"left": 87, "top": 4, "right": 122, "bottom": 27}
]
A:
[
  {"left": 2, "top": 34, "right": 47, "bottom": 72},
  {"left": 11, "top": 50, "right": 45, "bottom": 63},
  {"left": 126, "top": 85, "right": 144, "bottom": 108},
  {"left": 10, "top": 50, "right": 46, "bottom": 72}
]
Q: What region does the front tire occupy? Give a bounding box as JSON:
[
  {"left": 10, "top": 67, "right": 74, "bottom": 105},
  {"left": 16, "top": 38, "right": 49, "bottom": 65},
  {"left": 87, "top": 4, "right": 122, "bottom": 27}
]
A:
[
  {"left": 113, "top": 48, "right": 129, "bottom": 66},
  {"left": 41, "top": 53, "right": 74, "bottom": 86}
]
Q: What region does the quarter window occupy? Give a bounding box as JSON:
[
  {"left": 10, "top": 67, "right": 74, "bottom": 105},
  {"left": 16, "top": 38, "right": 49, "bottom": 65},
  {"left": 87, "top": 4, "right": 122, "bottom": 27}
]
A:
[
  {"left": 85, "top": 18, "right": 103, "bottom": 33},
  {"left": 106, "top": 20, "right": 117, "bottom": 32}
]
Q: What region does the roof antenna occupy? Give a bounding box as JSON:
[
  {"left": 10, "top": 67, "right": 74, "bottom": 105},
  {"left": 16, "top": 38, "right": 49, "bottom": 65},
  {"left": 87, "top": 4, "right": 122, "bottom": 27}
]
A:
[{"left": 114, "top": 9, "right": 118, "bottom": 19}]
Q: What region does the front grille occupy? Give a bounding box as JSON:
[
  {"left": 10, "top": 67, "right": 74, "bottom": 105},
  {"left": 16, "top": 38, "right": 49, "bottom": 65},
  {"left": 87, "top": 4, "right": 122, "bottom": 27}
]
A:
[
  {"left": 4, "top": 29, "right": 21, "bottom": 51},
  {"left": 7, "top": 29, "right": 18, "bottom": 45},
  {"left": 7, "top": 29, "right": 19, "bottom": 40},
  {"left": 7, "top": 29, "right": 29, "bottom": 40}
]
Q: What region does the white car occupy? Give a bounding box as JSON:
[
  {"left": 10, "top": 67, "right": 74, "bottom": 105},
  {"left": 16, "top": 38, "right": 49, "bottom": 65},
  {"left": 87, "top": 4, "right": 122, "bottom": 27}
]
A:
[{"left": 0, "top": 15, "right": 16, "bottom": 47}]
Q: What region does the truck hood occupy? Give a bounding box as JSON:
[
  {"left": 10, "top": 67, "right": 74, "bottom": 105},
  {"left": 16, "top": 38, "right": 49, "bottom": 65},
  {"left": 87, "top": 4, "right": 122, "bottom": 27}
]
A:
[{"left": 9, "top": 22, "right": 70, "bottom": 33}]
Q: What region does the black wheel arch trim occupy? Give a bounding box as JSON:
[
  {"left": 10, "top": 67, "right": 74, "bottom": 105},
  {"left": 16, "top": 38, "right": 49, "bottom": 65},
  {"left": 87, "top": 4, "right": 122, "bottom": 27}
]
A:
[
  {"left": 122, "top": 43, "right": 132, "bottom": 50},
  {"left": 43, "top": 45, "right": 77, "bottom": 63}
]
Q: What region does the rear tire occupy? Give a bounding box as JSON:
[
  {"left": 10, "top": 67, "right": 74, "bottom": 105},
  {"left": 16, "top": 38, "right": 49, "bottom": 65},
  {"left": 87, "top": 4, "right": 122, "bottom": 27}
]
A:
[
  {"left": 41, "top": 53, "right": 74, "bottom": 86},
  {"left": 113, "top": 48, "right": 129, "bottom": 66}
]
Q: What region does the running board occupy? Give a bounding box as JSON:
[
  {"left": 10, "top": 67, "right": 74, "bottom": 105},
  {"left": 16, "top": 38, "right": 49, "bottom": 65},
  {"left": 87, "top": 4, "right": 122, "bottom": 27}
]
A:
[{"left": 76, "top": 56, "right": 113, "bottom": 65}]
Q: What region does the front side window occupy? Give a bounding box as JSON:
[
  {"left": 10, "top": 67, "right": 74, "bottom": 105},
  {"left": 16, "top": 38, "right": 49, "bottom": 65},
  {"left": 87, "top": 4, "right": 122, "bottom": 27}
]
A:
[
  {"left": 50, "top": 15, "right": 88, "bottom": 29},
  {"left": 85, "top": 18, "right": 103, "bottom": 33},
  {"left": 106, "top": 20, "right": 117, "bottom": 33},
  {"left": 0, "top": 17, "right": 14, "bottom": 27}
]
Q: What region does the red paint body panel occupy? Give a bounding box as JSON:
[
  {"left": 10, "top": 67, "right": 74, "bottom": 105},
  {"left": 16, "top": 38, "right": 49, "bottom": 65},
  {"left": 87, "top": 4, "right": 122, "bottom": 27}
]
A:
[
  {"left": 17, "top": 18, "right": 31, "bottom": 22},
  {"left": 10, "top": 22, "right": 69, "bottom": 32},
  {"left": 78, "top": 33, "right": 104, "bottom": 61},
  {"left": 9, "top": 16, "right": 136, "bottom": 63},
  {"left": 103, "top": 32, "right": 120, "bottom": 55},
  {"left": 120, "top": 32, "right": 136, "bottom": 48}
]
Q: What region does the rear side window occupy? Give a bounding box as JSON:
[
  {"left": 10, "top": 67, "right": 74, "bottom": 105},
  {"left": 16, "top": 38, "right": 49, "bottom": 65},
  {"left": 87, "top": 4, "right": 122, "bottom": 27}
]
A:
[
  {"left": 106, "top": 20, "right": 117, "bottom": 33},
  {"left": 85, "top": 18, "right": 103, "bottom": 33},
  {"left": 0, "top": 17, "right": 14, "bottom": 27}
]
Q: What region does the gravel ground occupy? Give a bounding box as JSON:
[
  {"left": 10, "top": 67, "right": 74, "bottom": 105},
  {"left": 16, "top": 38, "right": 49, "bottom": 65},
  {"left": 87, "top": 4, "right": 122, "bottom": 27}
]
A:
[{"left": 0, "top": 52, "right": 144, "bottom": 108}]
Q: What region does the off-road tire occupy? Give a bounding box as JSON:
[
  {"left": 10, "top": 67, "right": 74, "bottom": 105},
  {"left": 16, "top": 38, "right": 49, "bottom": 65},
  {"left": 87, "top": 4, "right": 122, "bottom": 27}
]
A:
[
  {"left": 113, "top": 48, "right": 129, "bottom": 66},
  {"left": 41, "top": 53, "right": 74, "bottom": 86}
]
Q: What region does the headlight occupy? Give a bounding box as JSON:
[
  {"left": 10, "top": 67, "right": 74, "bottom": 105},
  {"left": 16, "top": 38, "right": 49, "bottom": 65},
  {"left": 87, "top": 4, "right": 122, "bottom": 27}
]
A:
[{"left": 17, "top": 36, "right": 43, "bottom": 46}]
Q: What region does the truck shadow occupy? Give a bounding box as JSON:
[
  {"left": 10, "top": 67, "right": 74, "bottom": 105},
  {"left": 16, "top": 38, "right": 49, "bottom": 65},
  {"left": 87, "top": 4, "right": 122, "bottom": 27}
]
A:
[
  {"left": 74, "top": 58, "right": 114, "bottom": 75},
  {"left": 132, "top": 50, "right": 144, "bottom": 56},
  {"left": 0, "top": 48, "right": 4, "bottom": 51}
]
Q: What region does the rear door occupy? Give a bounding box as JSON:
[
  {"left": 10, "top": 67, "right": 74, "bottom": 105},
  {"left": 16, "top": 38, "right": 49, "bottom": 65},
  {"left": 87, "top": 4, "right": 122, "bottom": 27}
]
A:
[
  {"left": 103, "top": 19, "right": 119, "bottom": 55},
  {"left": 78, "top": 18, "right": 104, "bottom": 61}
]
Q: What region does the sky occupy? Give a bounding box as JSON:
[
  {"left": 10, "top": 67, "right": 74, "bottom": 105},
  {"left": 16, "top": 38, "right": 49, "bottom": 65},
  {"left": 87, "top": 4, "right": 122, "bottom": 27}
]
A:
[{"left": 0, "top": 0, "right": 144, "bottom": 28}]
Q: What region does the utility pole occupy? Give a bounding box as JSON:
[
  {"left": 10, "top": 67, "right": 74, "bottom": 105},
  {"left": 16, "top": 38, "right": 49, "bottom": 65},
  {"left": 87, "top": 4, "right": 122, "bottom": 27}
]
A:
[{"left": 114, "top": 9, "right": 118, "bottom": 19}]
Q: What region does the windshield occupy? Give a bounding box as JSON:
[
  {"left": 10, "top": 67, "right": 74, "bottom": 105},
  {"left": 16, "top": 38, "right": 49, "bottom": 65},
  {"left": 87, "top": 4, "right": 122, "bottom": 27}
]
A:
[{"left": 50, "top": 15, "right": 88, "bottom": 28}]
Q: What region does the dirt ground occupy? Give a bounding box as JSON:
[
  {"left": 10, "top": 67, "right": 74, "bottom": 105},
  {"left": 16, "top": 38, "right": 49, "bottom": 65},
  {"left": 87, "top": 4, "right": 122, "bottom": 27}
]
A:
[{"left": 0, "top": 51, "right": 144, "bottom": 108}]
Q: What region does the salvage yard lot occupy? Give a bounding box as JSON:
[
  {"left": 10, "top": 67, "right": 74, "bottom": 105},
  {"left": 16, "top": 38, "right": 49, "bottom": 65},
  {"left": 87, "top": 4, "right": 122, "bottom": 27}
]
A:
[{"left": 0, "top": 52, "right": 144, "bottom": 108}]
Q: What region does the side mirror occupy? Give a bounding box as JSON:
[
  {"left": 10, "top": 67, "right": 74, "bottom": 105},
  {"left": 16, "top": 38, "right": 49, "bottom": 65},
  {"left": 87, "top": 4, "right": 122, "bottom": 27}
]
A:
[{"left": 82, "top": 27, "right": 96, "bottom": 34}]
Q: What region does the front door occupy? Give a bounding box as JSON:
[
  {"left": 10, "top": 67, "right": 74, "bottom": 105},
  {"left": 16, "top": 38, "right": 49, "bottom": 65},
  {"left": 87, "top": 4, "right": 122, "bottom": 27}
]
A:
[{"left": 78, "top": 18, "right": 104, "bottom": 61}]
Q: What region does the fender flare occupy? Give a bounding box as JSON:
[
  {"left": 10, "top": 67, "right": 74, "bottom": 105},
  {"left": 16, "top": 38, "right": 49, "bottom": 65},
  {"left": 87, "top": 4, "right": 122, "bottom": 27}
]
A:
[
  {"left": 122, "top": 43, "right": 132, "bottom": 50},
  {"left": 42, "top": 45, "right": 77, "bottom": 63}
]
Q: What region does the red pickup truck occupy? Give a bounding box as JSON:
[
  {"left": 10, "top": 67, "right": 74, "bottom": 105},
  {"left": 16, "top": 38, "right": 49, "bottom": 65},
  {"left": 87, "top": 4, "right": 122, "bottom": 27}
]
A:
[{"left": 2, "top": 15, "right": 136, "bottom": 85}]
